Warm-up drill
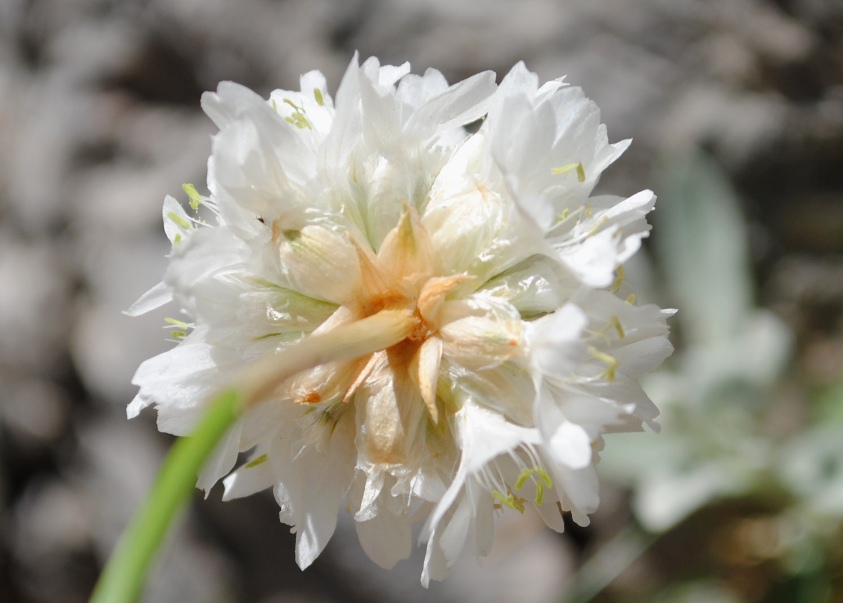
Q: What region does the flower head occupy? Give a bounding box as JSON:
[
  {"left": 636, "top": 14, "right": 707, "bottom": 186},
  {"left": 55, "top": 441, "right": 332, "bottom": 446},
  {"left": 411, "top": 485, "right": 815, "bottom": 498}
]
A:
[{"left": 129, "top": 55, "right": 672, "bottom": 584}]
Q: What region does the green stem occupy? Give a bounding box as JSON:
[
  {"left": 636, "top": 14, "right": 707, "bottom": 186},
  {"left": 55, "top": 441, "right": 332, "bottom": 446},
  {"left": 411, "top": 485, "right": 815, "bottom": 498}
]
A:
[
  {"left": 89, "top": 389, "right": 240, "bottom": 603},
  {"left": 89, "top": 308, "right": 418, "bottom": 603}
]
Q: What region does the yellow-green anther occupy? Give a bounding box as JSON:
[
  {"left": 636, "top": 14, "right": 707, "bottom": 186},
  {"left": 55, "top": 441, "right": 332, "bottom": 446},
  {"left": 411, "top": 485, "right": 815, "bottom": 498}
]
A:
[
  {"left": 515, "top": 468, "right": 533, "bottom": 491},
  {"left": 492, "top": 490, "right": 525, "bottom": 513},
  {"left": 588, "top": 215, "right": 609, "bottom": 236},
  {"left": 171, "top": 330, "right": 186, "bottom": 340},
  {"left": 535, "top": 481, "right": 544, "bottom": 506},
  {"left": 535, "top": 467, "right": 552, "bottom": 488},
  {"left": 313, "top": 88, "right": 325, "bottom": 106},
  {"left": 280, "top": 98, "right": 312, "bottom": 129},
  {"left": 174, "top": 233, "right": 182, "bottom": 244},
  {"left": 609, "top": 315, "right": 625, "bottom": 339},
  {"left": 164, "top": 317, "right": 190, "bottom": 328},
  {"left": 588, "top": 346, "right": 619, "bottom": 381},
  {"left": 284, "top": 113, "right": 312, "bottom": 130},
  {"left": 182, "top": 183, "right": 203, "bottom": 211},
  {"left": 167, "top": 212, "right": 191, "bottom": 230},
  {"left": 626, "top": 293, "right": 636, "bottom": 305},
  {"left": 551, "top": 162, "right": 586, "bottom": 183},
  {"left": 492, "top": 490, "right": 507, "bottom": 507},
  {"left": 245, "top": 454, "right": 268, "bottom": 468},
  {"left": 555, "top": 207, "right": 570, "bottom": 224},
  {"left": 612, "top": 265, "right": 625, "bottom": 293}
]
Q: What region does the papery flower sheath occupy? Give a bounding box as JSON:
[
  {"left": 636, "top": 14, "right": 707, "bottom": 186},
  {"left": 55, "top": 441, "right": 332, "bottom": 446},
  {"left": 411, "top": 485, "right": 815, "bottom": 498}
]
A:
[{"left": 128, "top": 55, "right": 673, "bottom": 584}]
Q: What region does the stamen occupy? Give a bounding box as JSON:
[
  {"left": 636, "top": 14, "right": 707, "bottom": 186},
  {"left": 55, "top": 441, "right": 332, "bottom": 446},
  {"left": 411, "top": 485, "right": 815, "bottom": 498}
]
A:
[
  {"left": 612, "top": 266, "right": 625, "bottom": 293},
  {"left": 609, "top": 316, "right": 625, "bottom": 339},
  {"left": 535, "top": 468, "right": 552, "bottom": 488},
  {"left": 491, "top": 490, "right": 525, "bottom": 513},
  {"left": 551, "top": 162, "right": 586, "bottom": 183},
  {"left": 167, "top": 212, "right": 191, "bottom": 230},
  {"left": 164, "top": 317, "right": 190, "bottom": 340},
  {"left": 594, "top": 316, "right": 626, "bottom": 340},
  {"left": 514, "top": 468, "right": 533, "bottom": 491},
  {"left": 588, "top": 215, "right": 609, "bottom": 236},
  {"left": 555, "top": 207, "right": 570, "bottom": 223},
  {"left": 182, "top": 183, "right": 204, "bottom": 210},
  {"left": 245, "top": 454, "right": 268, "bottom": 468},
  {"left": 282, "top": 98, "right": 313, "bottom": 130},
  {"left": 588, "top": 346, "right": 619, "bottom": 381}
]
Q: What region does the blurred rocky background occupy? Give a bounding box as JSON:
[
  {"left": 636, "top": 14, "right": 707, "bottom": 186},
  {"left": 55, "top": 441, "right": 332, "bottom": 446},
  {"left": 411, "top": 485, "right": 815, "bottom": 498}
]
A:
[{"left": 1, "top": 0, "right": 842, "bottom": 602}]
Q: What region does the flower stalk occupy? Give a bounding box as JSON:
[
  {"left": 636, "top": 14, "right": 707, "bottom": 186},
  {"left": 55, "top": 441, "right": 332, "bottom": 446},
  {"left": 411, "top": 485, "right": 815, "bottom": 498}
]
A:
[
  {"left": 89, "top": 389, "right": 239, "bottom": 603},
  {"left": 91, "top": 309, "right": 418, "bottom": 603}
]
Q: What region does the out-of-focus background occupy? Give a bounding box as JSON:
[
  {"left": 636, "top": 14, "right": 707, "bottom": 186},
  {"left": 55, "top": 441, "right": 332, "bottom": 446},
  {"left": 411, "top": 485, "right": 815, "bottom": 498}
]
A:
[{"left": 1, "top": 1, "right": 842, "bottom": 601}]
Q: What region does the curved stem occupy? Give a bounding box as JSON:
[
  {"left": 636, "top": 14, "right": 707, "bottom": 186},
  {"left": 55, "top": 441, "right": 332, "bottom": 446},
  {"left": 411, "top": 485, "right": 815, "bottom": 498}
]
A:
[
  {"left": 89, "top": 389, "right": 240, "bottom": 603},
  {"left": 90, "top": 309, "right": 417, "bottom": 603}
]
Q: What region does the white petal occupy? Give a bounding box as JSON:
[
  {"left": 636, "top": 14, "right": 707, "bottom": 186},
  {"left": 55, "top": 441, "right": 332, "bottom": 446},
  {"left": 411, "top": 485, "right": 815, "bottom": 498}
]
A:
[
  {"left": 201, "top": 81, "right": 267, "bottom": 129},
  {"left": 528, "top": 304, "right": 588, "bottom": 378},
  {"left": 130, "top": 336, "right": 222, "bottom": 426},
  {"left": 426, "top": 402, "right": 539, "bottom": 541},
  {"left": 196, "top": 421, "right": 243, "bottom": 495},
  {"left": 612, "top": 336, "right": 675, "bottom": 377},
  {"left": 535, "top": 497, "right": 566, "bottom": 532},
  {"left": 548, "top": 420, "right": 592, "bottom": 470},
  {"left": 404, "top": 70, "right": 497, "bottom": 138},
  {"left": 269, "top": 418, "right": 356, "bottom": 570},
  {"left": 425, "top": 132, "right": 540, "bottom": 280},
  {"left": 162, "top": 195, "right": 194, "bottom": 244},
  {"left": 558, "top": 227, "right": 622, "bottom": 288},
  {"left": 222, "top": 447, "right": 275, "bottom": 501},
  {"left": 396, "top": 69, "right": 449, "bottom": 110},
  {"left": 163, "top": 226, "right": 249, "bottom": 314},
  {"left": 550, "top": 463, "right": 599, "bottom": 526},
  {"left": 124, "top": 281, "right": 172, "bottom": 317},
  {"left": 437, "top": 494, "right": 473, "bottom": 566},
  {"left": 355, "top": 509, "right": 412, "bottom": 569},
  {"left": 126, "top": 393, "right": 151, "bottom": 419}
]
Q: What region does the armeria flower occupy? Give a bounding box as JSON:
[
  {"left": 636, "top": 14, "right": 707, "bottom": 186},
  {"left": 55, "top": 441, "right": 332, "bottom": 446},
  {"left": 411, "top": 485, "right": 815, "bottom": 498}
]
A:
[{"left": 128, "top": 55, "right": 673, "bottom": 584}]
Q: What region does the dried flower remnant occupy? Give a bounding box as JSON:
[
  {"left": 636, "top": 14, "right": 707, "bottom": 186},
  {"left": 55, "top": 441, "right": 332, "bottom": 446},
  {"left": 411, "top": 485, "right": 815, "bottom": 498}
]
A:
[{"left": 128, "top": 55, "right": 673, "bottom": 584}]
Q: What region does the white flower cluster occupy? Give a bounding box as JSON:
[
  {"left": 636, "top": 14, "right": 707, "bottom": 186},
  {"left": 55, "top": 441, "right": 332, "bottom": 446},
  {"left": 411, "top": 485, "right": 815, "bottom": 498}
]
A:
[{"left": 129, "top": 55, "right": 673, "bottom": 584}]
